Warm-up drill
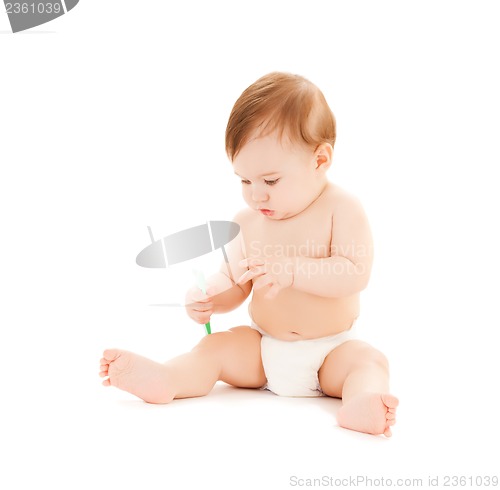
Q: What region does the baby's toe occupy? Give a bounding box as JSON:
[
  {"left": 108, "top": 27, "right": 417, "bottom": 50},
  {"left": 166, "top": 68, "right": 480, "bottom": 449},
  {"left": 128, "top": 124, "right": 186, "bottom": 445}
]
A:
[
  {"left": 382, "top": 394, "right": 399, "bottom": 410},
  {"left": 103, "top": 349, "right": 121, "bottom": 362}
]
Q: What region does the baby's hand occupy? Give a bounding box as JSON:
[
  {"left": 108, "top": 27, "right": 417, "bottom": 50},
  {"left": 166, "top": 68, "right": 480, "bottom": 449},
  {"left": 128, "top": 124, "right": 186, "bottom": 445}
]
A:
[
  {"left": 184, "top": 286, "right": 215, "bottom": 324},
  {"left": 238, "top": 257, "right": 294, "bottom": 299}
]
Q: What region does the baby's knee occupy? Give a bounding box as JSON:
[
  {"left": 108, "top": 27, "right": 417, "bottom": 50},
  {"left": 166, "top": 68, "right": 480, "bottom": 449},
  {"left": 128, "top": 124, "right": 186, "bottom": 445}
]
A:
[
  {"left": 345, "top": 342, "right": 389, "bottom": 372},
  {"left": 362, "top": 347, "right": 389, "bottom": 372},
  {"left": 191, "top": 327, "right": 262, "bottom": 363},
  {"left": 193, "top": 331, "right": 230, "bottom": 354}
]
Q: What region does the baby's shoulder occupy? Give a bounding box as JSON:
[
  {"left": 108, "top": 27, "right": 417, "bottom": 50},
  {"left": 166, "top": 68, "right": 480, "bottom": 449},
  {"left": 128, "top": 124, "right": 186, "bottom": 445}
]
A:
[
  {"left": 324, "top": 183, "right": 370, "bottom": 231},
  {"left": 231, "top": 207, "right": 256, "bottom": 227},
  {"left": 323, "top": 183, "right": 364, "bottom": 212}
]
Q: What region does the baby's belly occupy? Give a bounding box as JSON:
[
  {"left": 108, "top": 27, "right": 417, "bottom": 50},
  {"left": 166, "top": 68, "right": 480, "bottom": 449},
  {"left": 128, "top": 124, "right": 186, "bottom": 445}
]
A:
[{"left": 249, "top": 289, "right": 359, "bottom": 340}]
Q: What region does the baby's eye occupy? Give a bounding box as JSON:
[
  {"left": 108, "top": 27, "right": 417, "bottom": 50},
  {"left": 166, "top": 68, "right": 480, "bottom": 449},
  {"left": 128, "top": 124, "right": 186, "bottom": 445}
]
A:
[
  {"left": 241, "top": 179, "right": 251, "bottom": 185},
  {"left": 264, "top": 179, "right": 279, "bottom": 186}
]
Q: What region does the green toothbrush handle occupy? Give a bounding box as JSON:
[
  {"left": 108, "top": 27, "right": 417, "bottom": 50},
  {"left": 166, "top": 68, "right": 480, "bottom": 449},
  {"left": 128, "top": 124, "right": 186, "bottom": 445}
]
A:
[{"left": 193, "top": 269, "right": 212, "bottom": 335}]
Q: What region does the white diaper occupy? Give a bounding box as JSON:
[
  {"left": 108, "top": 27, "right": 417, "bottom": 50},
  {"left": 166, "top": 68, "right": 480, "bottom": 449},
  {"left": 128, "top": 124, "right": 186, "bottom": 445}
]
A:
[{"left": 251, "top": 322, "right": 357, "bottom": 397}]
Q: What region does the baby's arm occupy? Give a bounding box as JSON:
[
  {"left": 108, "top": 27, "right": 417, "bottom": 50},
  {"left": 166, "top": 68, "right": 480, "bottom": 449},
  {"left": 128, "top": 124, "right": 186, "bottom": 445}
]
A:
[
  {"left": 186, "top": 214, "right": 252, "bottom": 321},
  {"left": 291, "top": 196, "right": 373, "bottom": 298},
  {"left": 208, "top": 260, "right": 251, "bottom": 314},
  {"left": 238, "top": 196, "right": 373, "bottom": 299}
]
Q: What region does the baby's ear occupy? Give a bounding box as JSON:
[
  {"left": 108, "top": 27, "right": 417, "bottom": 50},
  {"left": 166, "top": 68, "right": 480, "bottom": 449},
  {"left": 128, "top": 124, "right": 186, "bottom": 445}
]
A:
[{"left": 314, "top": 143, "right": 333, "bottom": 170}]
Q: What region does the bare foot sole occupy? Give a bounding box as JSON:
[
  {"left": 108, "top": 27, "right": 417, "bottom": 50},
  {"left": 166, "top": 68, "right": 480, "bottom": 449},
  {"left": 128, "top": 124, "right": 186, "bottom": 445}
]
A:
[
  {"left": 337, "top": 393, "right": 399, "bottom": 437},
  {"left": 99, "top": 349, "right": 175, "bottom": 404}
]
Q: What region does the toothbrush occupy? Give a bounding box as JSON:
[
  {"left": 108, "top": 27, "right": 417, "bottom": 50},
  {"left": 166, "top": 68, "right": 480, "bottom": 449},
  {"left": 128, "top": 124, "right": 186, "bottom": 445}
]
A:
[{"left": 193, "top": 269, "right": 211, "bottom": 335}]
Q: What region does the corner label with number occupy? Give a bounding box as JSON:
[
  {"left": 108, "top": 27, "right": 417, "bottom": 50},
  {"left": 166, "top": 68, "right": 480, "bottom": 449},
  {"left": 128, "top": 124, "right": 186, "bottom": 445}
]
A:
[{"left": 3, "top": 0, "right": 79, "bottom": 33}]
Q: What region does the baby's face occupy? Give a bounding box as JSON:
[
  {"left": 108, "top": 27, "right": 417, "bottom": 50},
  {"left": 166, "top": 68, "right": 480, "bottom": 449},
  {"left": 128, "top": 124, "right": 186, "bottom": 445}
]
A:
[{"left": 232, "top": 133, "right": 328, "bottom": 220}]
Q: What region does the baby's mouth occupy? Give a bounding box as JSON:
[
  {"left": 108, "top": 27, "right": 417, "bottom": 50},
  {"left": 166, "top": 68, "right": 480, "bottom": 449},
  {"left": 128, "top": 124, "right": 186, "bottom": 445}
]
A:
[{"left": 259, "top": 209, "right": 274, "bottom": 217}]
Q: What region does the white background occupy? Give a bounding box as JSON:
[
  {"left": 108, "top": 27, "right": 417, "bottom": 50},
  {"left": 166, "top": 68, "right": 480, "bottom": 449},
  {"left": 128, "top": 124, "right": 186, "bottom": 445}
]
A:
[{"left": 1, "top": 1, "right": 499, "bottom": 489}]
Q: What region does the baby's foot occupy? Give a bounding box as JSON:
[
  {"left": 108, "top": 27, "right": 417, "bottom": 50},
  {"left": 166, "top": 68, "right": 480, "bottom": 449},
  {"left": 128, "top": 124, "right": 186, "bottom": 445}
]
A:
[
  {"left": 336, "top": 393, "right": 399, "bottom": 437},
  {"left": 99, "top": 349, "right": 175, "bottom": 404}
]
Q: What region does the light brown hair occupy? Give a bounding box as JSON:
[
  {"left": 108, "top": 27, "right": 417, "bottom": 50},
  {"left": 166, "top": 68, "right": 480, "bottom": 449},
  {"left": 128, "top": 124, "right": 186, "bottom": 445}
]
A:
[{"left": 225, "top": 72, "right": 336, "bottom": 160}]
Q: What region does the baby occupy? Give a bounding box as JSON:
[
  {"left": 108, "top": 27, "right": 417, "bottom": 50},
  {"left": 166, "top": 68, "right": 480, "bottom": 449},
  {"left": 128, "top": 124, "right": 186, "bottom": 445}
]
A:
[{"left": 99, "top": 72, "right": 398, "bottom": 437}]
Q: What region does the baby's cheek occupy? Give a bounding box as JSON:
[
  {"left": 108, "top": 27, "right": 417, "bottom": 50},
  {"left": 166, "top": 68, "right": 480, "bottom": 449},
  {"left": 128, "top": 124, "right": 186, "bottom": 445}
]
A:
[
  {"left": 242, "top": 189, "right": 253, "bottom": 206},
  {"left": 278, "top": 188, "right": 295, "bottom": 206}
]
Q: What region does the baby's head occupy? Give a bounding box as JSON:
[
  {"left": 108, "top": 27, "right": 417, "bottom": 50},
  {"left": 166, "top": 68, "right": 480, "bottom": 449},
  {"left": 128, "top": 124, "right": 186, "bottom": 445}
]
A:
[
  {"left": 226, "top": 73, "right": 337, "bottom": 220},
  {"left": 225, "top": 72, "right": 336, "bottom": 160}
]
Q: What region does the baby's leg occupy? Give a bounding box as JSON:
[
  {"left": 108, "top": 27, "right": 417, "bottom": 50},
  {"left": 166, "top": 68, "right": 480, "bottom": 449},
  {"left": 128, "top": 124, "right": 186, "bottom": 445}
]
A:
[
  {"left": 99, "top": 326, "right": 265, "bottom": 403},
  {"left": 318, "top": 340, "right": 398, "bottom": 437}
]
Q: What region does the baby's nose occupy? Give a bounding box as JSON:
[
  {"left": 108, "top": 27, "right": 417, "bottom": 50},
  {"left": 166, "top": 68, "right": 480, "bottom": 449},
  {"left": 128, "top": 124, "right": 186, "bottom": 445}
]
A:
[{"left": 252, "top": 188, "right": 269, "bottom": 202}]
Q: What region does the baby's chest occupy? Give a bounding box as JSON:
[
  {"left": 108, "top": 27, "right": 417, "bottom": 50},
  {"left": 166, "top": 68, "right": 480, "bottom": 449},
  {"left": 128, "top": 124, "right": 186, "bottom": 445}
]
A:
[{"left": 245, "top": 217, "right": 333, "bottom": 259}]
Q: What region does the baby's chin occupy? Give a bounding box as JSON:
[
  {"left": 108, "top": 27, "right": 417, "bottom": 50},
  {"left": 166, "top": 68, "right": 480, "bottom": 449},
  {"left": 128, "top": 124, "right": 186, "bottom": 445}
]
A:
[
  {"left": 252, "top": 206, "right": 305, "bottom": 220},
  {"left": 268, "top": 210, "right": 300, "bottom": 221},
  {"left": 280, "top": 203, "right": 315, "bottom": 220}
]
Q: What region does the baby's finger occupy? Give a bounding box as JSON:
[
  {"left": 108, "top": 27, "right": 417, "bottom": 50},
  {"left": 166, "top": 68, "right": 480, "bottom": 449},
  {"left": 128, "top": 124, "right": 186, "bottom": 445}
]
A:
[
  {"left": 194, "top": 291, "right": 211, "bottom": 302},
  {"left": 264, "top": 282, "right": 281, "bottom": 299},
  {"left": 205, "top": 286, "right": 218, "bottom": 297},
  {"left": 252, "top": 274, "right": 275, "bottom": 291},
  {"left": 239, "top": 258, "right": 265, "bottom": 269},
  {"left": 193, "top": 311, "right": 211, "bottom": 324},
  {"left": 237, "top": 267, "right": 265, "bottom": 285},
  {"left": 186, "top": 287, "right": 211, "bottom": 303},
  {"left": 187, "top": 301, "right": 213, "bottom": 312},
  {"left": 236, "top": 270, "right": 251, "bottom": 285}
]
